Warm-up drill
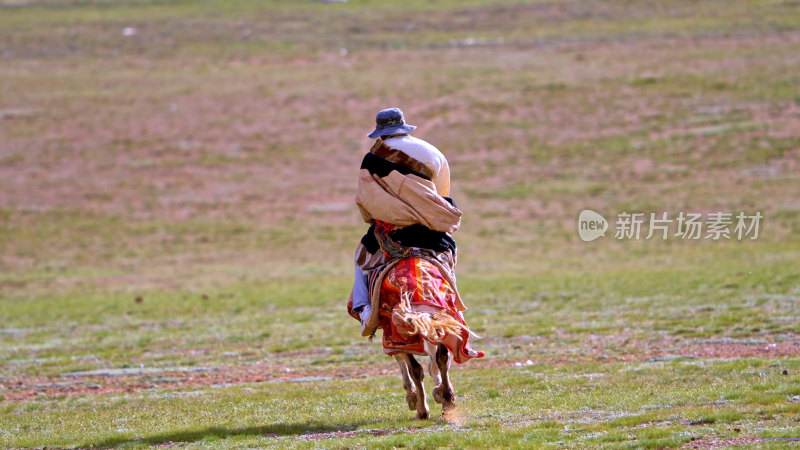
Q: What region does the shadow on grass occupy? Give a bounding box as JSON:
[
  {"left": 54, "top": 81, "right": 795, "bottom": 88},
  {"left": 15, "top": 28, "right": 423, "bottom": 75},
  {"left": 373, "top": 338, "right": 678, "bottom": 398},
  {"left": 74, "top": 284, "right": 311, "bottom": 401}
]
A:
[{"left": 83, "top": 420, "right": 376, "bottom": 448}]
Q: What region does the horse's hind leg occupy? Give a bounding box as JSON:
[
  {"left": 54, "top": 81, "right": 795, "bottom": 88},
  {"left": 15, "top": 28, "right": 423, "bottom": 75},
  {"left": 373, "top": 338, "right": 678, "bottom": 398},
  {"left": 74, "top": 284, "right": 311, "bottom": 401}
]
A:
[
  {"left": 425, "top": 341, "right": 443, "bottom": 403},
  {"left": 407, "top": 354, "right": 429, "bottom": 419},
  {"left": 433, "top": 344, "right": 456, "bottom": 413},
  {"left": 394, "top": 354, "right": 417, "bottom": 411},
  {"left": 395, "top": 353, "right": 429, "bottom": 419}
]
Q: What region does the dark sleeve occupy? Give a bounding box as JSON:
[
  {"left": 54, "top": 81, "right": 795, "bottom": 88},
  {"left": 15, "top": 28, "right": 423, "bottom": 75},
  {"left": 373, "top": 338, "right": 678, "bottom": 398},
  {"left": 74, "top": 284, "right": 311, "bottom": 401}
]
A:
[
  {"left": 360, "top": 152, "right": 430, "bottom": 180},
  {"left": 360, "top": 223, "right": 380, "bottom": 254},
  {"left": 359, "top": 223, "right": 457, "bottom": 255}
]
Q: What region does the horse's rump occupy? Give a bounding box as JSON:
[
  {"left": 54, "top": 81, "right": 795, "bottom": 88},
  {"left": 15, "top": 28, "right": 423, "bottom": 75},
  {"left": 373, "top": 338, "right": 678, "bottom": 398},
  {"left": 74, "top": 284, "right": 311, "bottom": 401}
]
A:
[{"left": 378, "top": 257, "right": 484, "bottom": 363}]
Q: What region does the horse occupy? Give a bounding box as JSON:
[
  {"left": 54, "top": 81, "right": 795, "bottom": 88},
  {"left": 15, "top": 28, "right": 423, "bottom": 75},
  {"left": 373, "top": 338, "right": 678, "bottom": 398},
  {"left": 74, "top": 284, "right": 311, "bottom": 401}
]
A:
[{"left": 353, "top": 255, "right": 483, "bottom": 420}]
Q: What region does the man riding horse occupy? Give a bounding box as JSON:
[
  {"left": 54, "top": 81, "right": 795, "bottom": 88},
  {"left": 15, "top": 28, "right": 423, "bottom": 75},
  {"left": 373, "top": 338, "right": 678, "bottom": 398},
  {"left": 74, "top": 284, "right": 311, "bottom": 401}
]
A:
[{"left": 347, "top": 107, "right": 483, "bottom": 419}]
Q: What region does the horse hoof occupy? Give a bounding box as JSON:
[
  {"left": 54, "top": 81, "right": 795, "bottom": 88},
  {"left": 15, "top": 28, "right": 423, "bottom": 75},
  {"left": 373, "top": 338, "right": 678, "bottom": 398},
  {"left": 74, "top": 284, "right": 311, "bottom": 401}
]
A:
[
  {"left": 432, "top": 386, "right": 444, "bottom": 404},
  {"left": 416, "top": 411, "right": 430, "bottom": 420},
  {"left": 406, "top": 391, "right": 418, "bottom": 410}
]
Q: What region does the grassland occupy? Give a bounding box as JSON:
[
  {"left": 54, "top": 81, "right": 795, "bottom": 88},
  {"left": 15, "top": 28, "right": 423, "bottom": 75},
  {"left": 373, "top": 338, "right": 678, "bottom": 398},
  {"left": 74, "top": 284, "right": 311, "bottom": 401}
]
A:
[{"left": 1, "top": 0, "right": 799, "bottom": 448}]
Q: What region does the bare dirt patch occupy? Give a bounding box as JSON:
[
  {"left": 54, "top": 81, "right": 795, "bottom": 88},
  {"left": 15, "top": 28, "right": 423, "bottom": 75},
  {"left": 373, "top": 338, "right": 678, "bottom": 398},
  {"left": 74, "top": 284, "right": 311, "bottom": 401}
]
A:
[
  {"left": 3, "top": 336, "right": 798, "bottom": 402},
  {"left": 683, "top": 437, "right": 800, "bottom": 448},
  {"left": 0, "top": 362, "right": 400, "bottom": 402},
  {"left": 296, "top": 426, "right": 425, "bottom": 441}
]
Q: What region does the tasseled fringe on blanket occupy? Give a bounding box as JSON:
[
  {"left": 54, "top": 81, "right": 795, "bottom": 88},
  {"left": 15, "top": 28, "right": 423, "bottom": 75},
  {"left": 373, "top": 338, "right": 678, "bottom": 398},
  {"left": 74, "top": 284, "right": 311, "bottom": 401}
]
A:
[{"left": 392, "top": 292, "right": 480, "bottom": 343}]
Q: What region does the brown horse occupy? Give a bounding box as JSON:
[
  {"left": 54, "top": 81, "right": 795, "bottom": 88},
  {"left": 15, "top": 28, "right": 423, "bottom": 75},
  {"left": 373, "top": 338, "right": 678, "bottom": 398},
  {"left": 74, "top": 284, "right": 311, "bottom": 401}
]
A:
[{"left": 356, "top": 256, "right": 483, "bottom": 420}]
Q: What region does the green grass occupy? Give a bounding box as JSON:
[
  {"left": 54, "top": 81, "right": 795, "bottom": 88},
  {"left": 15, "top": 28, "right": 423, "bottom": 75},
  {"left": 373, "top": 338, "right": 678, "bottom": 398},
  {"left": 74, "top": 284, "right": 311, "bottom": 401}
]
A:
[
  {"left": 3, "top": 360, "right": 799, "bottom": 448},
  {"left": 2, "top": 0, "right": 800, "bottom": 447},
  {"left": 2, "top": 244, "right": 799, "bottom": 447}
]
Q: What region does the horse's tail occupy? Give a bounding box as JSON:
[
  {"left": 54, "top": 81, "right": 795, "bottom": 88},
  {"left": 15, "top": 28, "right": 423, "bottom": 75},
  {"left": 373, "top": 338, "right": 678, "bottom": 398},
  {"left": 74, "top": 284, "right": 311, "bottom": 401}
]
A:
[{"left": 394, "top": 292, "right": 480, "bottom": 343}]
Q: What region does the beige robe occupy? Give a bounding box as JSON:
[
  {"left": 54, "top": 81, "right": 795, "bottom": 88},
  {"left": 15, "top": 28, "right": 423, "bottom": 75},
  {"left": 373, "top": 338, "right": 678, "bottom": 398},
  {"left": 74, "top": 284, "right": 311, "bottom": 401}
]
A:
[{"left": 353, "top": 144, "right": 465, "bottom": 337}]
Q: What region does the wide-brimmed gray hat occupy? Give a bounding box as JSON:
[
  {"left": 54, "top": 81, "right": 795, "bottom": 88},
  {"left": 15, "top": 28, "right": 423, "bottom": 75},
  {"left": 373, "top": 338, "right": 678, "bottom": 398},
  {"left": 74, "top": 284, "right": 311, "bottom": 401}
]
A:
[{"left": 367, "top": 107, "right": 416, "bottom": 139}]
